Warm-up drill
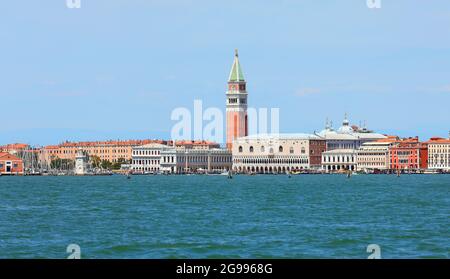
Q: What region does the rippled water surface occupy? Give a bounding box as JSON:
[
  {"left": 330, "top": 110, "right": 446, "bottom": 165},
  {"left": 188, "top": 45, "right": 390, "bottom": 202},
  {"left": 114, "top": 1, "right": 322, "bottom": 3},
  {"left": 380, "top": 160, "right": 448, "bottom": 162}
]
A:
[{"left": 0, "top": 175, "right": 448, "bottom": 258}]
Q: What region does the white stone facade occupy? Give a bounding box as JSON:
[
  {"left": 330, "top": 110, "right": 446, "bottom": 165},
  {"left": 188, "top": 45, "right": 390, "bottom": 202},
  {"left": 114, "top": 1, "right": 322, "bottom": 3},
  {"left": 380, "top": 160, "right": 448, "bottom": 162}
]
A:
[
  {"left": 132, "top": 143, "right": 232, "bottom": 174},
  {"left": 427, "top": 138, "right": 450, "bottom": 170},
  {"left": 232, "top": 134, "right": 326, "bottom": 173},
  {"left": 321, "top": 149, "right": 357, "bottom": 172},
  {"left": 160, "top": 148, "right": 232, "bottom": 174},
  {"left": 131, "top": 143, "right": 169, "bottom": 173}
]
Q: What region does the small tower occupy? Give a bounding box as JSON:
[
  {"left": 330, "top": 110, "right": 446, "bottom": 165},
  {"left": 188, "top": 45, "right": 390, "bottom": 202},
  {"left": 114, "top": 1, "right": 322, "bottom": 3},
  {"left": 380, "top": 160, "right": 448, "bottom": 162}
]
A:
[
  {"left": 226, "top": 49, "right": 248, "bottom": 149},
  {"left": 75, "top": 148, "right": 88, "bottom": 175},
  {"left": 343, "top": 113, "right": 349, "bottom": 126}
]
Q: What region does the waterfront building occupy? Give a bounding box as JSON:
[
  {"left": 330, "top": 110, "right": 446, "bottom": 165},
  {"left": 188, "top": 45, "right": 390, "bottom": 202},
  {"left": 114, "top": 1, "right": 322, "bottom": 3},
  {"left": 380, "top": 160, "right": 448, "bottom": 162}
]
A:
[
  {"left": 356, "top": 136, "right": 400, "bottom": 172},
  {"left": 160, "top": 148, "right": 232, "bottom": 174},
  {"left": 41, "top": 139, "right": 168, "bottom": 163},
  {"left": 159, "top": 148, "right": 178, "bottom": 173},
  {"left": 0, "top": 152, "right": 24, "bottom": 175},
  {"left": 317, "top": 116, "right": 386, "bottom": 172},
  {"left": 40, "top": 139, "right": 219, "bottom": 165},
  {"left": 226, "top": 49, "right": 248, "bottom": 150},
  {"left": 232, "top": 134, "right": 326, "bottom": 173},
  {"left": 426, "top": 137, "right": 450, "bottom": 171},
  {"left": 321, "top": 149, "right": 357, "bottom": 172},
  {"left": 131, "top": 141, "right": 231, "bottom": 174},
  {"left": 0, "top": 143, "right": 29, "bottom": 155},
  {"left": 388, "top": 137, "right": 428, "bottom": 171},
  {"left": 131, "top": 143, "right": 170, "bottom": 173}
]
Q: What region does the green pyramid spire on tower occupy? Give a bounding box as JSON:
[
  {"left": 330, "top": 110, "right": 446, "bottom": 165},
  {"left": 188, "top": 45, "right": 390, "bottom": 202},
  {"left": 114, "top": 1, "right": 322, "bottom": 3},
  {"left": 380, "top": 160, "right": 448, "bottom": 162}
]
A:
[{"left": 228, "top": 49, "right": 245, "bottom": 82}]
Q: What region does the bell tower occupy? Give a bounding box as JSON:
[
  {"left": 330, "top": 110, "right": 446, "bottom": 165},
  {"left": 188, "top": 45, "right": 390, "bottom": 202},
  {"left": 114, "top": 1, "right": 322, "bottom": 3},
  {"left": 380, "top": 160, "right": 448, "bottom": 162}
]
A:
[{"left": 226, "top": 49, "right": 248, "bottom": 149}]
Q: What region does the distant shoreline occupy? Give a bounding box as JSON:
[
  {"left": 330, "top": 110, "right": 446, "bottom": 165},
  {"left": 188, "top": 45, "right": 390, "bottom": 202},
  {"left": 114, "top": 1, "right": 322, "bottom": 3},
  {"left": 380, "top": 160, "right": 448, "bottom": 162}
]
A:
[{"left": 2, "top": 172, "right": 450, "bottom": 177}]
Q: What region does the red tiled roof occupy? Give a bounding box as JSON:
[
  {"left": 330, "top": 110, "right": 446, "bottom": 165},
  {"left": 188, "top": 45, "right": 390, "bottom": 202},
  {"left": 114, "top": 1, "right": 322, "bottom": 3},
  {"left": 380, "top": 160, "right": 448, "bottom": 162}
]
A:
[
  {"left": 44, "top": 139, "right": 167, "bottom": 149},
  {"left": 44, "top": 145, "right": 60, "bottom": 150},
  {"left": 172, "top": 140, "right": 219, "bottom": 146},
  {"left": 399, "top": 137, "right": 419, "bottom": 143},
  {"left": 0, "top": 152, "right": 22, "bottom": 161},
  {"left": 0, "top": 143, "right": 29, "bottom": 150},
  {"left": 425, "top": 137, "right": 450, "bottom": 144},
  {"left": 374, "top": 137, "right": 400, "bottom": 143}
]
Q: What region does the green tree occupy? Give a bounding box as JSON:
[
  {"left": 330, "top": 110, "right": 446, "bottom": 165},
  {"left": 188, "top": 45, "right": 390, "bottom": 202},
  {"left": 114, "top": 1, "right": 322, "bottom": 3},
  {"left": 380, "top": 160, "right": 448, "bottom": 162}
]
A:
[
  {"left": 90, "top": 155, "right": 101, "bottom": 168},
  {"left": 100, "top": 160, "right": 113, "bottom": 170},
  {"left": 111, "top": 157, "right": 128, "bottom": 170}
]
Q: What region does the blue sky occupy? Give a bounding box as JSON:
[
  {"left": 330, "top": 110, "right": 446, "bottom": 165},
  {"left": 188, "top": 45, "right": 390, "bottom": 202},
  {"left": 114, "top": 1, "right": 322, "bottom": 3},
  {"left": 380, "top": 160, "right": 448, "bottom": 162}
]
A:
[{"left": 1, "top": 0, "right": 450, "bottom": 145}]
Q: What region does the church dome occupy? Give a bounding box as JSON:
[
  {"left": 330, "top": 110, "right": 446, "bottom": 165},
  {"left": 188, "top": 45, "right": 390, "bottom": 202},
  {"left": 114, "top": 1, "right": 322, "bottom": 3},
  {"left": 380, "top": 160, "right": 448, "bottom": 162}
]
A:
[
  {"left": 337, "top": 114, "right": 354, "bottom": 134},
  {"left": 338, "top": 125, "right": 354, "bottom": 134}
]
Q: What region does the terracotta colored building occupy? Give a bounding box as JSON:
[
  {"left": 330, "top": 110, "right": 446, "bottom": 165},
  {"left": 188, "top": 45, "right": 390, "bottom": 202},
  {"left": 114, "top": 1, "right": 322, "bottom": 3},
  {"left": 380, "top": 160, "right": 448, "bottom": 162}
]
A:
[
  {"left": 389, "top": 137, "right": 428, "bottom": 171},
  {"left": 0, "top": 152, "right": 24, "bottom": 175},
  {"left": 41, "top": 139, "right": 168, "bottom": 163},
  {"left": 0, "top": 143, "right": 29, "bottom": 155},
  {"left": 40, "top": 139, "right": 220, "bottom": 163}
]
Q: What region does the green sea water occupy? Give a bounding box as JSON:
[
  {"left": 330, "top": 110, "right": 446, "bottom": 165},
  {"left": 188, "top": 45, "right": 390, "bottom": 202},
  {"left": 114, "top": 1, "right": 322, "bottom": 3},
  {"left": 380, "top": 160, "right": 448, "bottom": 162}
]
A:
[{"left": 0, "top": 175, "right": 448, "bottom": 258}]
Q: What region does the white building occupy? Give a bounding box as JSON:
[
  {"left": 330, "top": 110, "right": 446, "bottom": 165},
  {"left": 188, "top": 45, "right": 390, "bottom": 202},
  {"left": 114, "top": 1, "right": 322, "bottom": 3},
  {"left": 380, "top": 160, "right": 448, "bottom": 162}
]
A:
[
  {"left": 131, "top": 143, "right": 170, "bottom": 173},
  {"left": 322, "top": 149, "right": 357, "bottom": 172},
  {"left": 232, "top": 133, "right": 326, "bottom": 173},
  {"left": 427, "top": 137, "right": 450, "bottom": 171},
  {"left": 132, "top": 143, "right": 232, "bottom": 174},
  {"left": 317, "top": 115, "right": 387, "bottom": 172},
  {"left": 160, "top": 148, "right": 232, "bottom": 174}
]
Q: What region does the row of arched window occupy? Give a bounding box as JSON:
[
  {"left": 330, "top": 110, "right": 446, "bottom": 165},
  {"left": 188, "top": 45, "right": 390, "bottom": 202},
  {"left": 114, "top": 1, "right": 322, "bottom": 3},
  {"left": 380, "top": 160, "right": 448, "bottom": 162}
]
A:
[
  {"left": 238, "top": 146, "right": 305, "bottom": 154},
  {"left": 234, "top": 158, "right": 309, "bottom": 164}
]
